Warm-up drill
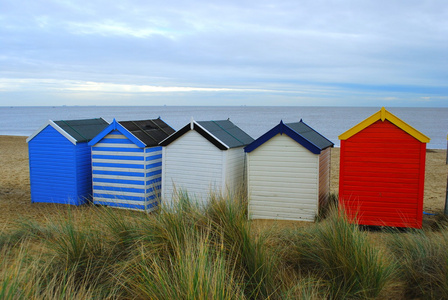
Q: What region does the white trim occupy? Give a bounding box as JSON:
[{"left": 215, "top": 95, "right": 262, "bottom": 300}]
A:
[{"left": 26, "top": 120, "right": 77, "bottom": 145}]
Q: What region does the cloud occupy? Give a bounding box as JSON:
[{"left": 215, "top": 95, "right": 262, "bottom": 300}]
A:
[{"left": 0, "top": 0, "right": 447, "bottom": 106}]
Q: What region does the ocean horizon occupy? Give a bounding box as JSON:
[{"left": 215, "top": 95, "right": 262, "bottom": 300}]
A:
[{"left": 1, "top": 106, "right": 447, "bottom": 149}]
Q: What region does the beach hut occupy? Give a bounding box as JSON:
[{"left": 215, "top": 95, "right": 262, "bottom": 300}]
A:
[
  {"left": 244, "top": 120, "right": 334, "bottom": 221},
  {"left": 160, "top": 119, "right": 254, "bottom": 206},
  {"left": 88, "top": 118, "right": 175, "bottom": 211},
  {"left": 27, "top": 118, "right": 109, "bottom": 205},
  {"left": 338, "top": 107, "right": 430, "bottom": 228}
]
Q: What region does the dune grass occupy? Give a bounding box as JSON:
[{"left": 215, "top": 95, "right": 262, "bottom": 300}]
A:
[
  {"left": 388, "top": 227, "right": 448, "bottom": 299},
  {"left": 1, "top": 192, "right": 447, "bottom": 299}
]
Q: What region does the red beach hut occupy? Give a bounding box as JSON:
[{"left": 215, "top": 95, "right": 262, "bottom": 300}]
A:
[{"left": 338, "top": 107, "right": 430, "bottom": 228}]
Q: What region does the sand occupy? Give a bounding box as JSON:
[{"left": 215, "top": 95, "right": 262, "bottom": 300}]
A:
[{"left": 1, "top": 135, "right": 447, "bottom": 230}]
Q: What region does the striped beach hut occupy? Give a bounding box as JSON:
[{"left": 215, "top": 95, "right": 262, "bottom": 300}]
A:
[
  {"left": 339, "top": 107, "right": 430, "bottom": 228},
  {"left": 160, "top": 119, "right": 254, "bottom": 206},
  {"left": 27, "top": 118, "right": 109, "bottom": 205},
  {"left": 88, "top": 118, "right": 175, "bottom": 211},
  {"left": 244, "top": 120, "right": 334, "bottom": 221}
]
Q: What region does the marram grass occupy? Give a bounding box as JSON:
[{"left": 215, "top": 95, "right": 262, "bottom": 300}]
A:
[{"left": 1, "top": 192, "right": 447, "bottom": 299}]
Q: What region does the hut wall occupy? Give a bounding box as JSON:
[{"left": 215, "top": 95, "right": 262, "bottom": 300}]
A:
[
  {"left": 318, "top": 147, "right": 331, "bottom": 209},
  {"left": 91, "top": 130, "right": 161, "bottom": 211},
  {"left": 224, "top": 147, "right": 246, "bottom": 193},
  {"left": 339, "top": 119, "right": 425, "bottom": 228},
  {"left": 28, "top": 125, "right": 88, "bottom": 205},
  {"left": 247, "top": 133, "right": 319, "bottom": 221},
  {"left": 162, "top": 130, "right": 224, "bottom": 205}
]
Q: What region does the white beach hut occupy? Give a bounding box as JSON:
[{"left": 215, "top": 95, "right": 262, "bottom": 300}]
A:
[
  {"left": 244, "top": 120, "right": 334, "bottom": 221},
  {"left": 160, "top": 119, "right": 254, "bottom": 206}
]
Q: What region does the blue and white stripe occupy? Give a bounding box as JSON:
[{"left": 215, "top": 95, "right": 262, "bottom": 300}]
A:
[{"left": 91, "top": 131, "right": 162, "bottom": 211}]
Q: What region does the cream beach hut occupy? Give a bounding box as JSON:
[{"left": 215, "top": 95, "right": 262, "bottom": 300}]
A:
[{"left": 244, "top": 120, "right": 334, "bottom": 221}]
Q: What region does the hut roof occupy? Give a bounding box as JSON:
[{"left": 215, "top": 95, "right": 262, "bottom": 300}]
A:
[
  {"left": 160, "top": 119, "right": 254, "bottom": 150},
  {"left": 89, "top": 118, "right": 175, "bottom": 148},
  {"left": 338, "top": 107, "right": 430, "bottom": 143},
  {"left": 119, "top": 119, "right": 175, "bottom": 147},
  {"left": 27, "top": 118, "right": 109, "bottom": 144},
  {"left": 245, "top": 120, "right": 334, "bottom": 154}
]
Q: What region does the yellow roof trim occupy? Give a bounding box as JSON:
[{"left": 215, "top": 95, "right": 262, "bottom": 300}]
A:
[{"left": 338, "top": 107, "right": 430, "bottom": 143}]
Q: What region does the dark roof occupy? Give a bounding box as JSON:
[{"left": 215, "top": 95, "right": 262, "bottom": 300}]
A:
[
  {"left": 53, "top": 118, "right": 109, "bottom": 143},
  {"left": 285, "top": 121, "right": 334, "bottom": 150},
  {"left": 119, "top": 119, "right": 175, "bottom": 147},
  {"left": 197, "top": 120, "right": 254, "bottom": 149},
  {"left": 160, "top": 119, "right": 254, "bottom": 150},
  {"left": 245, "top": 120, "right": 333, "bottom": 154}
]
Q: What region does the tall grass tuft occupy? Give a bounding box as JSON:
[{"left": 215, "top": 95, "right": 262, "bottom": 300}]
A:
[
  {"left": 388, "top": 227, "right": 448, "bottom": 299},
  {"left": 205, "top": 191, "right": 281, "bottom": 299},
  {"left": 276, "top": 206, "right": 394, "bottom": 299},
  {"left": 130, "top": 230, "right": 246, "bottom": 300}
]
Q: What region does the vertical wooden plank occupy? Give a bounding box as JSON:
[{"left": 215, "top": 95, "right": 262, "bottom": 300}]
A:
[{"left": 416, "top": 142, "right": 426, "bottom": 228}]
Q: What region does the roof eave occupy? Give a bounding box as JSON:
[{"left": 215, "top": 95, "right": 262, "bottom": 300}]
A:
[
  {"left": 26, "top": 120, "right": 77, "bottom": 145},
  {"left": 160, "top": 120, "right": 230, "bottom": 150},
  {"left": 88, "top": 119, "right": 146, "bottom": 148},
  {"left": 245, "top": 121, "right": 322, "bottom": 154},
  {"left": 338, "top": 107, "right": 430, "bottom": 143}
]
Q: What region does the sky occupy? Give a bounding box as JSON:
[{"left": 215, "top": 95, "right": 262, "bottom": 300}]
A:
[{"left": 1, "top": 0, "right": 447, "bottom": 107}]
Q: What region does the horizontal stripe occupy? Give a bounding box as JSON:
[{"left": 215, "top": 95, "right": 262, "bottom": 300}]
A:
[
  {"left": 97, "top": 138, "right": 135, "bottom": 144},
  {"left": 93, "top": 189, "right": 145, "bottom": 197},
  {"left": 93, "top": 193, "right": 146, "bottom": 201},
  {"left": 94, "top": 200, "right": 159, "bottom": 210},
  {"left": 93, "top": 170, "right": 145, "bottom": 177},
  {"left": 102, "top": 133, "right": 126, "bottom": 138},
  {"left": 146, "top": 188, "right": 161, "bottom": 194},
  {"left": 93, "top": 162, "right": 145, "bottom": 169},
  {"left": 93, "top": 186, "right": 145, "bottom": 193},
  {"left": 92, "top": 154, "right": 144, "bottom": 161},
  {"left": 93, "top": 172, "right": 161, "bottom": 181},
  {"left": 105, "top": 131, "right": 123, "bottom": 135},
  {"left": 92, "top": 166, "right": 145, "bottom": 173},
  {"left": 93, "top": 178, "right": 145, "bottom": 185},
  {"left": 91, "top": 181, "right": 143, "bottom": 189},
  {"left": 94, "top": 201, "right": 146, "bottom": 210},
  {"left": 92, "top": 150, "right": 144, "bottom": 157},
  {"left": 147, "top": 178, "right": 162, "bottom": 185},
  {"left": 146, "top": 154, "right": 162, "bottom": 161},
  {"left": 146, "top": 170, "right": 161, "bottom": 176},
  {"left": 93, "top": 143, "right": 140, "bottom": 149},
  {"left": 94, "top": 193, "right": 159, "bottom": 201},
  {"left": 93, "top": 186, "right": 161, "bottom": 196},
  {"left": 145, "top": 147, "right": 162, "bottom": 153},
  {"left": 92, "top": 159, "right": 144, "bottom": 165},
  {"left": 93, "top": 147, "right": 144, "bottom": 152},
  {"left": 147, "top": 162, "right": 162, "bottom": 169}
]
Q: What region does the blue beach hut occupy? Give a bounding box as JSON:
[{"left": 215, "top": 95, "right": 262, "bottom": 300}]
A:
[
  {"left": 27, "top": 118, "right": 109, "bottom": 205},
  {"left": 88, "top": 118, "right": 175, "bottom": 211}
]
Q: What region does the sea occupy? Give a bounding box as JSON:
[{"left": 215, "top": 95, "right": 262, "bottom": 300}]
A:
[{"left": 0, "top": 106, "right": 447, "bottom": 149}]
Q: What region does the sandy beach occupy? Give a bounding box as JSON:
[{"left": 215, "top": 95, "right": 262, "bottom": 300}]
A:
[{"left": 1, "top": 135, "right": 447, "bottom": 230}]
